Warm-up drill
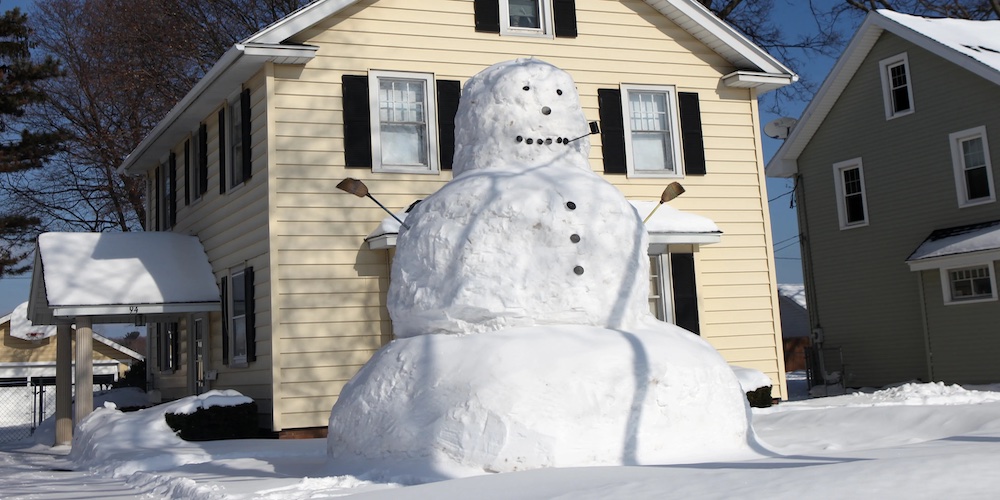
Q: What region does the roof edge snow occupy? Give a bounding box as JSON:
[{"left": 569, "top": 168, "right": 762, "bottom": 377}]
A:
[{"left": 766, "top": 10, "right": 1000, "bottom": 178}]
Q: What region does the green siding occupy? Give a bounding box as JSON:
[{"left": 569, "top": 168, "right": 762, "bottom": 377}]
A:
[{"left": 798, "top": 32, "right": 1000, "bottom": 387}]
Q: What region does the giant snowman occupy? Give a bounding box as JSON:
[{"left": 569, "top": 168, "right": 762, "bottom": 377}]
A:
[{"left": 327, "top": 59, "right": 766, "bottom": 474}]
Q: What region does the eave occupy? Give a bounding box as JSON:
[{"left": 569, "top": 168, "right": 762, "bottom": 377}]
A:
[{"left": 118, "top": 43, "right": 318, "bottom": 176}]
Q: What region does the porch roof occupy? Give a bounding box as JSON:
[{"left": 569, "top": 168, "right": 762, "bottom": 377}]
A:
[
  {"left": 28, "top": 232, "right": 221, "bottom": 325},
  {"left": 906, "top": 220, "right": 1000, "bottom": 270}
]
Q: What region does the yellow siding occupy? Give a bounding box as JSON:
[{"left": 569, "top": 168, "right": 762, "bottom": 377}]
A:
[
  {"left": 0, "top": 323, "right": 135, "bottom": 374},
  {"left": 251, "top": 0, "right": 787, "bottom": 432}
]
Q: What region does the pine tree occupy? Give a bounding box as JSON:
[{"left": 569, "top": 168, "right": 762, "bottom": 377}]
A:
[{"left": 0, "top": 7, "right": 64, "bottom": 276}]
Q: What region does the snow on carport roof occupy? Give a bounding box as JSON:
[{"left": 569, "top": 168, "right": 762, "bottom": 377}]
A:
[{"left": 28, "top": 232, "right": 220, "bottom": 324}]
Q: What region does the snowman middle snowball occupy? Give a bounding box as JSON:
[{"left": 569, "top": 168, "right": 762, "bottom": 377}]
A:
[{"left": 389, "top": 58, "right": 651, "bottom": 337}]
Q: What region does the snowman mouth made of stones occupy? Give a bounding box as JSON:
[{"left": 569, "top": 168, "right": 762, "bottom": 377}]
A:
[{"left": 513, "top": 85, "right": 574, "bottom": 147}]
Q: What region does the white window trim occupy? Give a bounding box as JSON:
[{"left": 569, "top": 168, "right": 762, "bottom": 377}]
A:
[
  {"left": 833, "top": 157, "right": 869, "bottom": 230},
  {"left": 950, "top": 125, "right": 995, "bottom": 208},
  {"left": 879, "top": 53, "right": 914, "bottom": 120},
  {"left": 939, "top": 262, "right": 998, "bottom": 305},
  {"left": 368, "top": 70, "right": 440, "bottom": 174},
  {"left": 620, "top": 84, "right": 684, "bottom": 179},
  {"left": 648, "top": 254, "right": 675, "bottom": 323},
  {"left": 500, "top": 0, "right": 553, "bottom": 38}
]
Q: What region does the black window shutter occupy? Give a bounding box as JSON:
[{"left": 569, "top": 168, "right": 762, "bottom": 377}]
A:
[
  {"left": 342, "top": 74, "right": 373, "bottom": 168},
  {"left": 218, "top": 108, "right": 227, "bottom": 194},
  {"left": 183, "top": 140, "right": 191, "bottom": 205},
  {"left": 198, "top": 123, "right": 208, "bottom": 195},
  {"left": 244, "top": 266, "right": 256, "bottom": 362},
  {"left": 240, "top": 88, "right": 252, "bottom": 182},
  {"left": 678, "top": 92, "right": 706, "bottom": 176},
  {"left": 221, "top": 277, "right": 229, "bottom": 366},
  {"left": 474, "top": 0, "right": 500, "bottom": 33},
  {"left": 553, "top": 0, "right": 577, "bottom": 37},
  {"left": 598, "top": 88, "right": 627, "bottom": 174},
  {"left": 671, "top": 253, "right": 700, "bottom": 335},
  {"left": 168, "top": 153, "right": 177, "bottom": 227},
  {"left": 437, "top": 80, "right": 461, "bottom": 170}
]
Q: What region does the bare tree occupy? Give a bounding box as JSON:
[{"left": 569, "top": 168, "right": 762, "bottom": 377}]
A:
[{"left": 2, "top": 0, "right": 308, "bottom": 246}]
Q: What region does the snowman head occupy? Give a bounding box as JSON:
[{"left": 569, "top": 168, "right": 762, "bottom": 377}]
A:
[{"left": 453, "top": 58, "right": 592, "bottom": 177}]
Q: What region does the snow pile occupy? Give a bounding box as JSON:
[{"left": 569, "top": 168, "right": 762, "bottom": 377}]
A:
[
  {"left": 731, "top": 366, "right": 774, "bottom": 392},
  {"left": 67, "top": 390, "right": 253, "bottom": 473},
  {"left": 856, "top": 382, "right": 1000, "bottom": 406},
  {"left": 329, "top": 59, "right": 759, "bottom": 473}
]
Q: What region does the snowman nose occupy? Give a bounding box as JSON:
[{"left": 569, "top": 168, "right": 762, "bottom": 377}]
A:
[{"left": 541, "top": 106, "right": 551, "bottom": 115}]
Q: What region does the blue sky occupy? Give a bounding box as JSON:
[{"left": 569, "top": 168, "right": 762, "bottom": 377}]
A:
[{"left": 0, "top": 0, "right": 849, "bottom": 314}]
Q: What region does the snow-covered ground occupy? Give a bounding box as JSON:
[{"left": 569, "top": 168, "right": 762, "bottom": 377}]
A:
[{"left": 4, "top": 372, "right": 1000, "bottom": 499}]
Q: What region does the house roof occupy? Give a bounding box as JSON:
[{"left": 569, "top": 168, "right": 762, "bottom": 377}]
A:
[
  {"left": 906, "top": 219, "right": 1000, "bottom": 264},
  {"left": 119, "top": 0, "right": 796, "bottom": 176},
  {"left": 27, "top": 232, "right": 220, "bottom": 325},
  {"left": 766, "top": 10, "right": 1000, "bottom": 178}
]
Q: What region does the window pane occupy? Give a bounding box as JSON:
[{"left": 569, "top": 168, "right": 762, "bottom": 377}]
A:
[
  {"left": 963, "top": 137, "right": 986, "bottom": 169},
  {"left": 845, "top": 193, "right": 865, "bottom": 223},
  {"left": 232, "top": 272, "right": 246, "bottom": 317},
  {"left": 888, "top": 64, "right": 910, "bottom": 112},
  {"left": 232, "top": 320, "right": 247, "bottom": 358},
  {"left": 509, "top": 0, "right": 540, "bottom": 28},
  {"left": 379, "top": 78, "right": 429, "bottom": 167},
  {"left": 628, "top": 91, "right": 673, "bottom": 172},
  {"left": 230, "top": 102, "right": 243, "bottom": 184},
  {"left": 966, "top": 166, "right": 990, "bottom": 200},
  {"left": 950, "top": 266, "right": 992, "bottom": 300}
]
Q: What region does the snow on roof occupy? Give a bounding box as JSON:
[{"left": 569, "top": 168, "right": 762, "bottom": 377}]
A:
[
  {"left": 33, "top": 232, "right": 219, "bottom": 317},
  {"left": 777, "top": 284, "right": 807, "bottom": 309},
  {"left": 878, "top": 9, "right": 1000, "bottom": 73},
  {"left": 767, "top": 10, "right": 1000, "bottom": 178},
  {"left": 5, "top": 301, "right": 57, "bottom": 340},
  {"left": 365, "top": 200, "right": 721, "bottom": 242},
  {"left": 906, "top": 220, "right": 1000, "bottom": 263}
]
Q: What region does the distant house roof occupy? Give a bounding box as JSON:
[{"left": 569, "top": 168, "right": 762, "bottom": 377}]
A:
[
  {"left": 2, "top": 301, "right": 144, "bottom": 361},
  {"left": 28, "top": 232, "right": 220, "bottom": 324},
  {"left": 906, "top": 219, "right": 1000, "bottom": 269},
  {"left": 119, "top": 0, "right": 796, "bottom": 176},
  {"left": 767, "top": 10, "right": 1000, "bottom": 178}
]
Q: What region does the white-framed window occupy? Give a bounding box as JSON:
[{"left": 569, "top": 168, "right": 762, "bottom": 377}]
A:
[
  {"left": 621, "top": 84, "right": 684, "bottom": 178},
  {"left": 950, "top": 126, "right": 994, "bottom": 207},
  {"left": 647, "top": 249, "right": 701, "bottom": 334},
  {"left": 501, "top": 0, "right": 552, "bottom": 36},
  {"left": 879, "top": 53, "right": 914, "bottom": 120},
  {"left": 369, "top": 71, "right": 439, "bottom": 174},
  {"left": 941, "top": 263, "right": 997, "bottom": 304},
  {"left": 833, "top": 158, "right": 869, "bottom": 229}
]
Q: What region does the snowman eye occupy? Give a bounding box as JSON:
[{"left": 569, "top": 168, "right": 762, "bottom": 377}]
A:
[
  {"left": 523, "top": 85, "right": 530, "bottom": 91},
  {"left": 556, "top": 89, "right": 563, "bottom": 95}
]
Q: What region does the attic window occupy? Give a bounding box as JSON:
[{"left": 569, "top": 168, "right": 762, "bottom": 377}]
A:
[
  {"left": 502, "top": 0, "right": 550, "bottom": 36},
  {"left": 475, "top": 0, "right": 577, "bottom": 38},
  {"left": 879, "top": 53, "right": 914, "bottom": 120}
]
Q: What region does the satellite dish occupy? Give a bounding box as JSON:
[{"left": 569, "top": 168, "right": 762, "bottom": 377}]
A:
[{"left": 764, "top": 117, "right": 798, "bottom": 140}]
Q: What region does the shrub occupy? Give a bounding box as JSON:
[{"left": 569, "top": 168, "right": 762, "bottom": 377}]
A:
[
  {"left": 746, "top": 386, "right": 773, "bottom": 408},
  {"left": 165, "top": 401, "right": 259, "bottom": 441}
]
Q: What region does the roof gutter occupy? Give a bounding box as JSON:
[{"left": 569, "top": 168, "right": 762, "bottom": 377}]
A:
[{"left": 117, "top": 42, "right": 318, "bottom": 176}]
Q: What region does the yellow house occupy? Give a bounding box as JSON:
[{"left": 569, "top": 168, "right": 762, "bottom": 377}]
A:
[
  {"left": 0, "top": 302, "right": 143, "bottom": 382},
  {"left": 116, "top": 0, "right": 795, "bottom": 437}
]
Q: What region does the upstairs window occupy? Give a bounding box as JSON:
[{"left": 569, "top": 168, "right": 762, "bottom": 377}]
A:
[
  {"left": 879, "top": 53, "right": 914, "bottom": 119},
  {"left": 503, "top": 0, "right": 550, "bottom": 35},
  {"left": 227, "top": 89, "right": 252, "bottom": 189},
  {"left": 474, "top": 0, "right": 577, "bottom": 38},
  {"left": 950, "top": 126, "right": 994, "bottom": 207},
  {"left": 367, "top": 71, "right": 440, "bottom": 173},
  {"left": 833, "top": 158, "right": 869, "bottom": 229},
  {"left": 621, "top": 85, "right": 683, "bottom": 177}
]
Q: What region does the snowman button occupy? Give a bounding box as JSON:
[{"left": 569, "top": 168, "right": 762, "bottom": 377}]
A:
[
  {"left": 574, "top": 266, "right": 584, "bottom": 275},
  {"left": 570, "top": 234, "right": 580, "bottom": 243},
  {"left": 566, "top": 201, "right": 576, "bottom": 210}
]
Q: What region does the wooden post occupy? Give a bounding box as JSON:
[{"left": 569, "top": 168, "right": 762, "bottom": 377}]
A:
[
  {"left": 55, "top": 324, "right": 73, "bottom": 446},
  {"left": 74, "top": 317, "right": 94, "bottom": 425}
]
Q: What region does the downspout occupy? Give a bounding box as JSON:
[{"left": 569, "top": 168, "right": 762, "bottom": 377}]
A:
[
  {"left": 916, "top": 271, "right": 934, "bottom": 381},
  {"left": 794, "top": 174, "right": 826, "bottom": 382}
]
